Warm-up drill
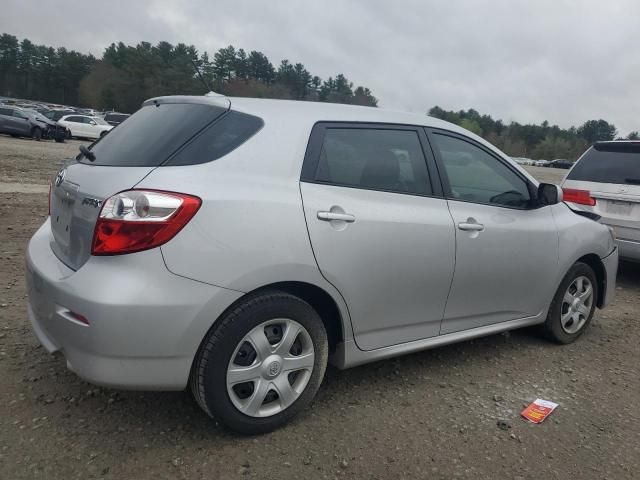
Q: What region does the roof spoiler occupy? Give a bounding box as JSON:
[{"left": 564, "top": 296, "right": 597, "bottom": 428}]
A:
[{"left": 142, "top": 94, "right": 231, "bottom": 111}]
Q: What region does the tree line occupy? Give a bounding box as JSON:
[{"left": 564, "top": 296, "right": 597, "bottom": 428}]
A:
[
  {"left": 0, "top": 33, "right": 378, "bottom": 113},
  {"left": 428, "top": 106, "right": 637, "bottom": 160}
]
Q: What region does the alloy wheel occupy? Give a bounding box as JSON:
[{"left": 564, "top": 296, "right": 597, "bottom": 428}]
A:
[
  {"left": 226, "top": 318, "right": 314, "bottom": 418},
  {"left": 560, "top": 275, "right": 593, "bottom": 334}
]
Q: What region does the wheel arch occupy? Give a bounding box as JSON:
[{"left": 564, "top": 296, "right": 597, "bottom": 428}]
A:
[
  {"left": 576, "top": 253, "right": 606, "bottom": 308},
  {"left": 194, "top": 280, "right": 348, "bottom": 362},
  {"left": 240, "top": 281, "right": 345, "bottom": 353}
]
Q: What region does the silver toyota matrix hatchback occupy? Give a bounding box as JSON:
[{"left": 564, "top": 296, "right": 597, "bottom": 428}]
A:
[{"left": 26, "top": 95, "right": 618, "bottom": 434}]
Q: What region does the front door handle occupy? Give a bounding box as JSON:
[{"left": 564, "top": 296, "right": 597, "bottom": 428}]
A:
[
  {"left": 317, "top": 211, "right": 356, "bottom": 223},
  {"left": 457, "top": 221, "right": 484, "bottom": 232}
]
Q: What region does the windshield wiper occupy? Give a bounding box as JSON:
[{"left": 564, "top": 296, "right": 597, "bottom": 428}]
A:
[{"left": 79, "top": 144, "right": 96, "bottom": 162}]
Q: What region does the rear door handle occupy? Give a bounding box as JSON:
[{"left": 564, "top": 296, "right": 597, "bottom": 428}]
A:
[
  {"left": 457, "top": 221, "right": 484, "bottom": 232},
  {"left": 317, "top": 211, "right": 356, "bottom": 223}
]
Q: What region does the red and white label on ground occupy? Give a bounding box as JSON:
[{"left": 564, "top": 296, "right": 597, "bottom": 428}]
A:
[{"left": 521, "top": 399, "right": 559, "bottom": 424}]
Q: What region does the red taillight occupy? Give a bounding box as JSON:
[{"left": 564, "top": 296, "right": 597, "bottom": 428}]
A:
[
  {"left": 562, "top": 188, "right": 596, "bottom": 206},
  {"left": 91, "top": 190, "right": 201, "bottom": 255}
]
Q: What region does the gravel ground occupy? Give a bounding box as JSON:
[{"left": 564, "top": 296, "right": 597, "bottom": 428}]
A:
[{"left": 1, "top": 135, "right": 638, "bottom": 479}]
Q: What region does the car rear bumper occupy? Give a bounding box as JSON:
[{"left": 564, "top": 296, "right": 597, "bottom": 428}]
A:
[
  {"left": 26, "top": 219, "right": 242, "bottom": 390},
  {"left": 601, "top": 246, "right": 618, "bottom": 307},
  {"left": 615, "top": 237, "right": 640, "bottom": 262}
]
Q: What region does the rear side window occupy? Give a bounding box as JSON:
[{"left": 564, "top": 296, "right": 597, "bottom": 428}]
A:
[
  {"left": 0, "top": 107, "right": 12, "bottom": 116},
  {"left": 166, "top": 111, "right": 263, "bottom": 166},
  {"left": 87, "top": 103, "right": 228, "bottom": 166},
  {"left": 567, "top": 145, "right": 640, "bottom": 185},
  {"left": 314, "top": 128, "right": 432, "bottom": 195}
]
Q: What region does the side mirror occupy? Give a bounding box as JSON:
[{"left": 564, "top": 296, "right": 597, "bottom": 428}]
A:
[{"left": 537, "top": 183, "right": 563, "bottom": 206}]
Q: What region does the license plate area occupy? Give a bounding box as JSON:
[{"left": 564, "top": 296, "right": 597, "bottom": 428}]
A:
[
  {"left": 605, "top": 200, "right": 633, "bottom": 216},
  {"left": 51, "top": 181, "right": 79, "bottom": 249}
]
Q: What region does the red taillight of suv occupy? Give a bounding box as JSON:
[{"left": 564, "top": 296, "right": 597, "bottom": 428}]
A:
[
  {"left": 91, "top": 190, "right": 201, "bottom": 255},
  {"left": 562, "top": 188, "right": 596, "bottom": 206}
]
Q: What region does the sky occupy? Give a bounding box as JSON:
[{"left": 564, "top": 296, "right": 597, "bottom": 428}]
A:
[{"left": 2, "top": 0, "right": 639, "bottom": 135}]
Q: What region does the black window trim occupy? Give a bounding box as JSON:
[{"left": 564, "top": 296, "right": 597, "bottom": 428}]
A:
[
  {"left": 300, "top": 121, "right": 444, "bottom": 199},
  {"left": 424, "top": 127, "right": 541, "bottom": 211},
  {"left": 161, "top": 109, "right": 264, "bottom": 167}
]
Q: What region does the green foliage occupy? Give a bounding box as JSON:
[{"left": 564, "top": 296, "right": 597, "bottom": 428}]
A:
[
  {"left": 576, "top": 119, "right": 617, "bottom": 143},
  {"left": 626, "top": 131, "right": 639, "bottom": 140},
  {"left": 428, "top": 106, "right": 620, "bottom": 160},
  {"left": 0, "top": 33, "right": 378, "bottom": 112},
  {"left": 0, "top": 33, "right": 95, "bottom": 105}
]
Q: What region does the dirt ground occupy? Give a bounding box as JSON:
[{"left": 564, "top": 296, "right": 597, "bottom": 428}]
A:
[{"left": 1, "top": 135, "right": 638, "bottom": 479}]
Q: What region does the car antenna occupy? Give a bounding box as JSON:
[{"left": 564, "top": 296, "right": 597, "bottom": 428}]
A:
[{"left": 190, "top": 58, "right": 215, "bottom": 95}]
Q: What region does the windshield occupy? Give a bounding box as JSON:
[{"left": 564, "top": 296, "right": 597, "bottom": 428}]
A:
[{"left": 567, "top": 144, "right": 640, "bottom": 185}]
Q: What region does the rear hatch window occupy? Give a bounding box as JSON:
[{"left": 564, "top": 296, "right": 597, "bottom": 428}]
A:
[
  {"left": 86, "top": 102, "right": 263, "bottom": 167},
  {"left": 568, "top": 143, "right": 640, "bottom": 185}
]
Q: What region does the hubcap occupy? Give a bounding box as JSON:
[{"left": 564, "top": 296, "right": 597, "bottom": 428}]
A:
[
  {"left": 226, "top": 319, "right": 314, "bottom": 418},
  {"left": 560, "top": 275, "right": 593, "bottom": 334}
]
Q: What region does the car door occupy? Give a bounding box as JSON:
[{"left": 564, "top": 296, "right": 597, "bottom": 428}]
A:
[
  {"left": 63, "top": 116, "right": 82, "bottom": 137},
  {"left": 0, "top": 107, "right": 15, "bottom": 133},
  {"left": 11, "top": 109, "right": 32, "bottom": 135},
  {"left": 427, "top": 129, "right": 559, "bottom": 335},
  {"left": 300, "top": 123, "right": 456, "bottom": 351},
  {"left": 83, "top": 116, "right": 99, "bottom": 138}
]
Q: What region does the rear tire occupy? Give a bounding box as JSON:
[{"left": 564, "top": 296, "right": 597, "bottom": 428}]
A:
[
  {"left": 544, "top": 262, "right": 598, "bottom": 344},
  {"left": 190, "top": 291, "right": 328, "bottom": 435},
  {"left": 31, "top": 127, "right": 42, "bottom": 141}
]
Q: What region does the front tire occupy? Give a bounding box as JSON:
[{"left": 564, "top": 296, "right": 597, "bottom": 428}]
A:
[
  {"left": 544, "top": 262, "right": 597, "bottom": 344},
  {"left": 191, "top": 291, "right": 328, "bottom": 434}
]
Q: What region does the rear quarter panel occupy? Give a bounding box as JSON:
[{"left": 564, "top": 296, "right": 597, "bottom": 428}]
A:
[{"left": 135, "top": 115, "right": 354, "bottom": 338}]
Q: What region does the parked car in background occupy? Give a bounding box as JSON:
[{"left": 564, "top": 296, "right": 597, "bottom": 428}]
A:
[
  {"left": 550, "top": 159, "right": 573, "bottom": 169},
  {"left": 26, "top": 96, "right": 618, "bottom": 434},
  {"left": 562, "top": 141, "right": 640, "bottom": 261},
  {"left": 44, "top": 109, "right": 77, "bottom": 122},
  {"left": 76, "top": 108, "right": 101, "bottom": 117},
  {"left": 511, "top": 157, "right": 536, "bottom": 166},
  {"left": 0, "top": 105, "right": 67, "bottom": 141},
  {"left": 21, "top": 108, "right": 70, "bottom": 142},
  {"left": 103, "top": 112, "right": 130, "bottom": 126},
  {"left": 58, "top": 114, "right": 113, "bottom": 139}
]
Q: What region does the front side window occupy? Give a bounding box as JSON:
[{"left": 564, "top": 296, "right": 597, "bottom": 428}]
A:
[
  {"left": 432, "top": 133, "right": 531, "bottom": 208},
  {"left": 13, "top": 110, "right": 28, "bottom": 119},
  {"left": 314, "top": 128, "right": 431, "bottom": 195}
]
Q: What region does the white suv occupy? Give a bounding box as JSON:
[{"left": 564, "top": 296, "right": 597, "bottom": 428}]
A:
[{"left": 562, "top": 141, "right": 640, "bottom": 261}]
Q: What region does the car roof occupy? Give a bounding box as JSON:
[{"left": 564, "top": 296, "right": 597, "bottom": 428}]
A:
[{"left": 144, "top": 94, "right": 507, "bottom": 157}]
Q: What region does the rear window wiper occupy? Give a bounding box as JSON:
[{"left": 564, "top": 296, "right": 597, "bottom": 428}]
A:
[
  {"left": 79, "top": 144, "right": 96, "bottom": 162},
  {"left": 625, "top": 178, "right": 640, "bottom": 185}
]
